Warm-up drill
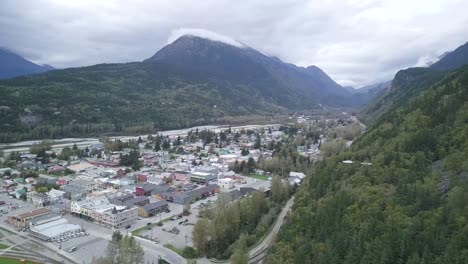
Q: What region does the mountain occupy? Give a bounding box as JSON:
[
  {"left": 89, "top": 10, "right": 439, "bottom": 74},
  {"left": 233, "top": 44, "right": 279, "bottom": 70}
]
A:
[
  {"left": 342, "top": 86, "right": 356, "bottom": 93},
  {"left": 355, "top": 80, "right": 391, "bottom": 95},
  {"left": 266, "top": 65, "right": 468, "bottom": 264},
  {"left": 361, "top": 41, "right": 468, "bottom": 126},
  {"left": 431, "top": 41, "right": 468, "bottom": 71},
  {"left": 0, "top": 48, "right": 54, "bottom": 79},
  {"left": 360, "top": 68, "right": 446, "bottom": 125},
  {"left": 0, "top": 35, "right": 354, "bottom": 142},
  {"left": 146, "top": 35, "right": 351, "bottom": 107}
]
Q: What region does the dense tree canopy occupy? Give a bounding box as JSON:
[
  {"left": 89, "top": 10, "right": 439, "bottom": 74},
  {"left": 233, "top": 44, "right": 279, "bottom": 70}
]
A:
[{"left": 266, "top": 67, "right": 468, "bottom": 263}]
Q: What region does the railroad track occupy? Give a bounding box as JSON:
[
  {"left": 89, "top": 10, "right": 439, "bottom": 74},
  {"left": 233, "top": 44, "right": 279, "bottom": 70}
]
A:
[{"left": 249, "top": 245, "right": 270, "bottom": 264}]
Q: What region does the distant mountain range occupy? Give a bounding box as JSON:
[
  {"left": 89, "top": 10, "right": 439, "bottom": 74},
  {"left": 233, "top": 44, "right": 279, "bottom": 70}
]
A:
[
  {"left": 145, "top": 35, "right": 352, "bottom": 107},
  {"left": 430, "top": 41, "right": 468, "bottom": 71},
  {"left": 0, "top": 35, "right": 365, "bottom": 142},
  {"left": 360, "top": 41, "right": 468, "bottom": 125},
  {"left": 0, "top": 48, "right": 54, "bottom": 79}
]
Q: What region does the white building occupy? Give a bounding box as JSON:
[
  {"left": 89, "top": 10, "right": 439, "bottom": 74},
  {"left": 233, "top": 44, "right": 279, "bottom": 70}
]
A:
[
  {"left": 71, "top": 195, "right": 138, "bottom": 228},
  {"left": 218, "top": 178, "right": 234, "bottom": 189},
  {"left": 29, "top": 216, "right": 81, "bottom": 241},
  {"left": 289, "top": 171, "right": 306, "bottom": 185}
]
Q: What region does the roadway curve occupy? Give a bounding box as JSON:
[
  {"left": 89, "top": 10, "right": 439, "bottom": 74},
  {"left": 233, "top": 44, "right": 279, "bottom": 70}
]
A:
[
  {"left": 134, "top": 236, "right": 187, "bottom": 264},
  {"left": 248, "top": 196, "right": 294, "bottom": 264}
]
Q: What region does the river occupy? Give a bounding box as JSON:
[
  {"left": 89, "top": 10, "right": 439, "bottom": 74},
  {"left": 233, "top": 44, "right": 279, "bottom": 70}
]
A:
[{"left": 0, "top": 123, "right": 280, "bottom": 155}]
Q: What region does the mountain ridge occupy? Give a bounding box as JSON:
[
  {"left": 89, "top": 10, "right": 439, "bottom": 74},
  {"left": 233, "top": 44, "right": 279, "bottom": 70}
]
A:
[
  {"left": 0, "top": 35, "right": 360, "bottom": 142},
  {"left": 360, "top": 40, "right": 468, "bottom": 126},
  {"left": 145, "top": 35, "right": 351, "bottom": 106},
  {"left": 0, "top": 47, "right": 54, "bottom": 79}
]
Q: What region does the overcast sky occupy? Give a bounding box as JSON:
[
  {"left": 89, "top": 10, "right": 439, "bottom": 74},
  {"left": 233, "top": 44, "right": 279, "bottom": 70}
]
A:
[{"left": 1, "top": 0, "right": 467, "bottom": 87}]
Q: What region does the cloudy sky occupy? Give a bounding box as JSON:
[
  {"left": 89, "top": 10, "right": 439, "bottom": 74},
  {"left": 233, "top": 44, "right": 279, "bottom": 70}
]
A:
[{"left": 1, "top": 0, "right": 467, "bottom": 87}]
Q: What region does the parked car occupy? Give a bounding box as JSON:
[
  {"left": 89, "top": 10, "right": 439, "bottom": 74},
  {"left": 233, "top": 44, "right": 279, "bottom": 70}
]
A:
[
  {"left": 168, "top": 227, "right": 180, "bottom": 234},
  {"left": 69, "top": 247, "right": 77, "bottom": 252}
]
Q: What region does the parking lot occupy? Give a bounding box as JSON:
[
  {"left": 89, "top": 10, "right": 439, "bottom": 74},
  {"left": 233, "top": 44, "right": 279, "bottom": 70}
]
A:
[
  {"left": 51, "top": 233, "right": 109, "bottom": 264},
  {"left": 135, "top": 195, "right": 217, "bottom": 249}
]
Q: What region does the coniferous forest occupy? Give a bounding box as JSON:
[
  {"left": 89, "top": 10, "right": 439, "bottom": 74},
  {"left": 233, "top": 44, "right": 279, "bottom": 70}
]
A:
[{"left": 266, "top": 67, "right": 468, "bottom": 264}]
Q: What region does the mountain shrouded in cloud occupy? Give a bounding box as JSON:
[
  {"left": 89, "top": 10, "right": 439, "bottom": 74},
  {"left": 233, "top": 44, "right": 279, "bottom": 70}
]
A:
[
  {"left": 0, "top": 48, "right": 54, "bottom": 79},
  {"left": 167, "top": 28, "right": 247, "bottom": 48},
  {"left": 1, "top": 0, "right": 467, "bottom": 87},
  {"left": 0, "top": 32, "right": 360, "bottom": 142}
]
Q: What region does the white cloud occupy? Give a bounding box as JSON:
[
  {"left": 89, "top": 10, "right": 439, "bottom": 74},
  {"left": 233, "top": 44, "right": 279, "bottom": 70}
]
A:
[
  {"left": 168, "top": 28, "right": 246, "bottom": 48},
  {"left": 0, "top": 0, "right": 467, "bottom": 87}
]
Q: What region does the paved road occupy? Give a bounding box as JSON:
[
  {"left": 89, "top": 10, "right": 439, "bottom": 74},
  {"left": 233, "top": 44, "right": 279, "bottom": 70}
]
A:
[
  {"left": 248, "top": 196, "right": 295, "bottom": 263},
  {"left": 0, "top": 223, "right": 81, "bottom": 264},
  {"left": 135, "top": 236, "right": 187, "bottom": 264},
  {"left": 64, "top": 213, "right": 186, "bottom": 264},
  {"left": 196, "top": 196, "right": 295, "bottom": 264},
  {"left": 0, "top": 123, "right": 279, "bottom": 155}
]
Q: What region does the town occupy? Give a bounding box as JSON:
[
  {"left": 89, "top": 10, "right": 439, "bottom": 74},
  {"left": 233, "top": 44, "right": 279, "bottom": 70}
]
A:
[{"left": 0, "top": 115, "right": 363, "bottom": 263}]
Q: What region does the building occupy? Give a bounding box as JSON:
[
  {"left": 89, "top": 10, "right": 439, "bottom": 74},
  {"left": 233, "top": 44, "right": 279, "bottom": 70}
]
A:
[
  {"left": 48, "top": 189, "right": 66, "bottom": 204},
  {"left": 242, "top": 180, "right": 271, "bottom": 197},
  {"left": 135, "top": 183, "right": 161, "bottom": 196},
  {"left": 138, "top": 201, "right": 169, "bottom": 218},
  {"left": 161, "top": 184, "right": 220, "bottom": 204},
  {"left": 108, "top": 193, "right": 134, "bottom": 205},
  {"left": 63, "top": 184, "right": 87, "bottom": 199},
  {"left": 125, "top": 196, "right": 149, "bottom": 207},
  {"left": 70, "top": 179, "right": 98, "bottom": 192},
  {"left": 289, "top": 171, "right": 306, "bottom": 185},
  {"left": 161, "top": 192, "right": 190, "bottom": 205},
  {"left": 71, "top": 195, "right": 138, "bottom": 228},
  {"left": 137, "top": 174, "right": 148, "bottom": 183},
  {"left": 190, "top": 172, "right": 216, "bottom": 184},
  {"left": 30, "top": 212, "right": 62, "bottom": 227},
  {"left": 30, "top": 218, "right": 81, "bottom": 241},
  {"left": 150, "top": 185, "right": 172, "bottom": 197},
  {"left": 29, "top": 213, "right": 81, "bottom": 241},
  {"left": 99, "top": 206, "right": 138, "bottom": 229},
  {"left": 171, "top": 171, "right": 191, "bottom": 182},
  {"left": 218, "top": 178, "right": 234, "bottom": 189},
  {"left": 27, "top": 192, "right": 50, "bottom": 207},
  {"left": 8, "top": 207, "right": 51, "bottom": 229},
  {"left": 71, "top": 195, "right": 113, "bottom": 221}
]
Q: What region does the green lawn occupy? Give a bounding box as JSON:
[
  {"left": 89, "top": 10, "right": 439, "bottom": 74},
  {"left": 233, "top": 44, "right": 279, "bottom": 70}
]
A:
[
  {"left": 0, "top": 227, "right": 15, "bottom": 235},
  {"left": 0, "top": 257, "right": 39, "bottom": 264},
  {"left": 0, "top": 242, "right": 10, "bottom": 249},
  {"left": 163, "top": 244, "right": 184, "bottom": 255},
  {"left": 248, "top": 173, "right": 270, "bottom": 180},
  {"left": 131, "top": 216, "right": 172, "bottom": 237}
]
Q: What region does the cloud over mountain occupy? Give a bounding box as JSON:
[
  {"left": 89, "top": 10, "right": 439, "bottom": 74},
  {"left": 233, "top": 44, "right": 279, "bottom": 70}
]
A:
[{"left": 168, "top": 28, "right": 246, "bottom": 48}]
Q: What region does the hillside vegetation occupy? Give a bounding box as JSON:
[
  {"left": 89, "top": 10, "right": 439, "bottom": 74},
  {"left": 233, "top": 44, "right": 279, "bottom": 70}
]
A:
[
  {"left": 266, "top": 66, "right": 468, "bottom": 263},
  {"left": 0, "top": 62, "right": 285, "bottom": 142},
  {"left": 0, "top": 35, "right": 372, "bottom": 143}
]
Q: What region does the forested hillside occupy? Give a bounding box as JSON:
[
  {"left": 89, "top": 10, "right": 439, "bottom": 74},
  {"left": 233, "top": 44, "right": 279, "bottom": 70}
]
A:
[
  {"left": 0, "top": 62, "right": 285, "bottom": 142},
  {"left": 266, "top": 66, "right": 468, "bottom": 263},
  {"left": 360, "top": 67, "right": 446, "bottom": 125},
  {"left": 0, "top": 35, "right": 362, "bottom": 143}
]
